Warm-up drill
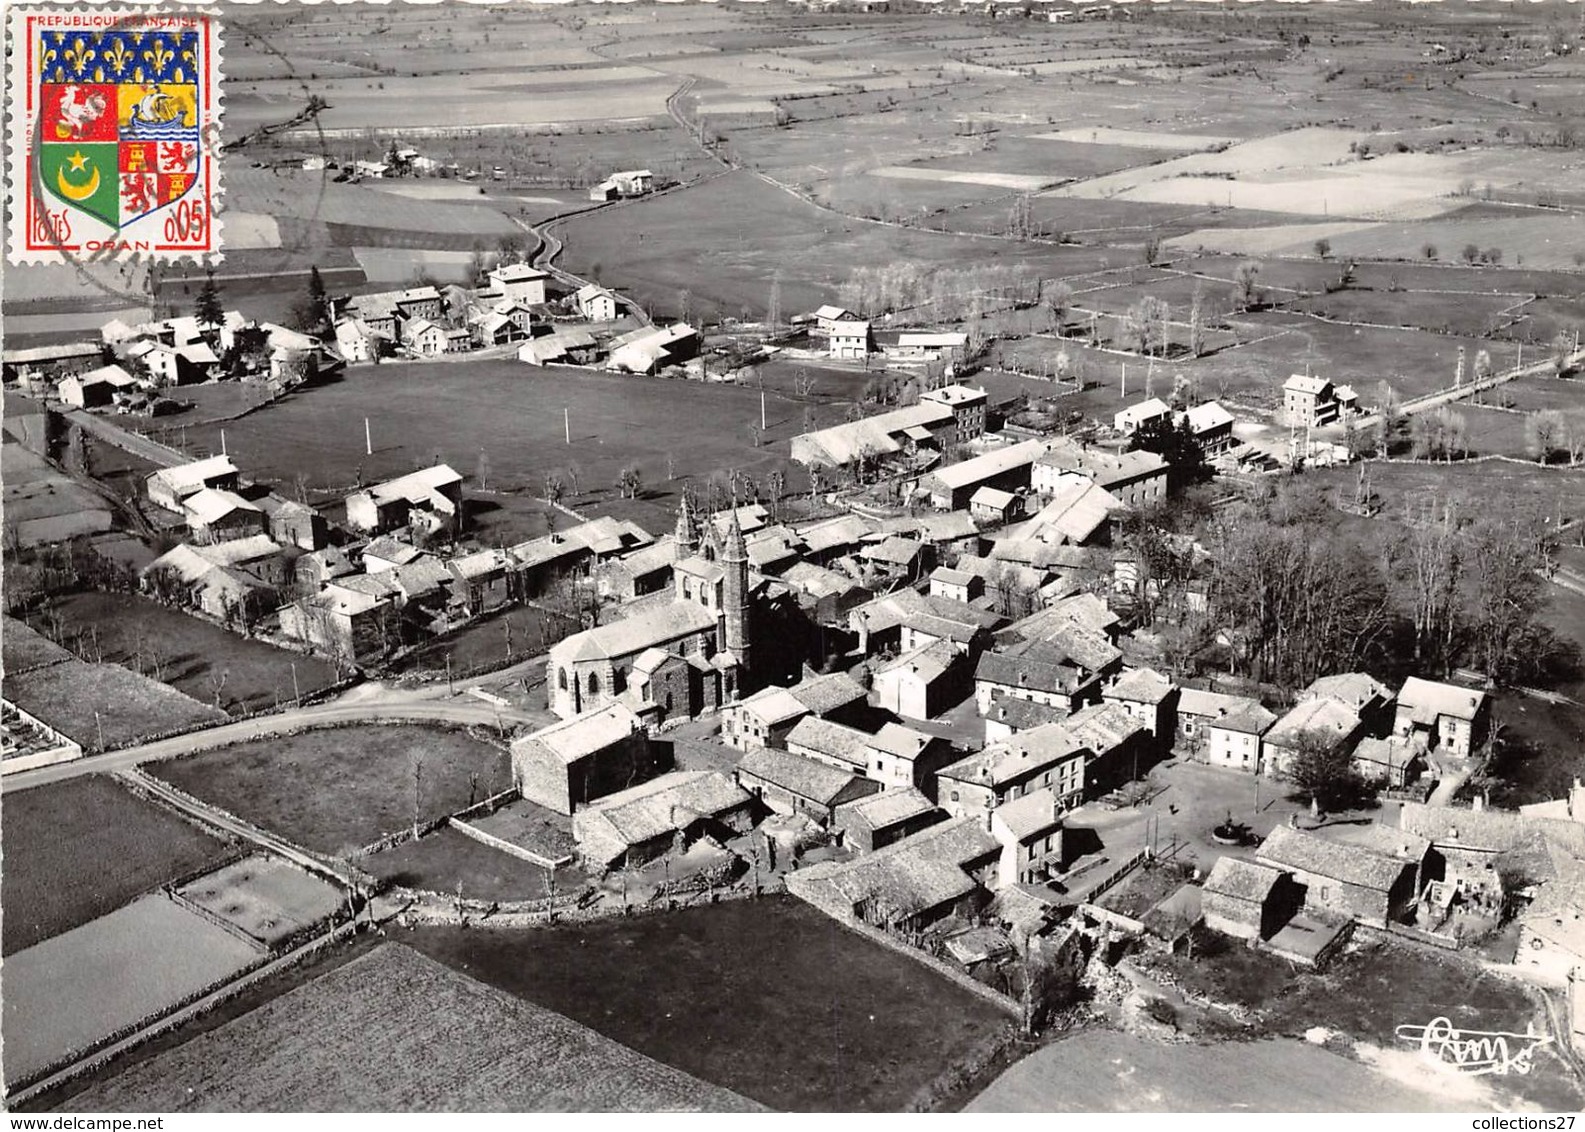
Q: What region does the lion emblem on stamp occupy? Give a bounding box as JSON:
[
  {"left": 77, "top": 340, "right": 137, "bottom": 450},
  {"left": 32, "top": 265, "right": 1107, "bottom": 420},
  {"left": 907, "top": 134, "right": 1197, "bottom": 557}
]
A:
[{"left": 7, "top": 7, "right": 224, "bottom": 263}]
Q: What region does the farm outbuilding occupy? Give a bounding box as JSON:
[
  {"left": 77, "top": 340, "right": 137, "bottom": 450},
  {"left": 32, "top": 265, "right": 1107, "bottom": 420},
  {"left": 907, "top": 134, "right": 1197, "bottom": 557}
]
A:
[
  {"left": 511, "top": 703, "right": 660, "bottom": 816},
  {"left": 573, "top": 770, "right": 753, "bottom": 870}
]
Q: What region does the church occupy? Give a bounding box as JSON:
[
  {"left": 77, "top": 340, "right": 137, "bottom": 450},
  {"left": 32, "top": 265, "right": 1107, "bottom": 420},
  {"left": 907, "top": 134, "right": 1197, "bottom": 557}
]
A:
[{"left": 547, "top": 497, "right": 767, "bottom": 722}]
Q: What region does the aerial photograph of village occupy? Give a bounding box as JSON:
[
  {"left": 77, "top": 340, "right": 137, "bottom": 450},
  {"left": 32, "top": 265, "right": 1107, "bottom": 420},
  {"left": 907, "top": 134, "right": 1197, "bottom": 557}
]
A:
[{"left": 2, "top": 0, "right": 1584, "bottom": 1116}]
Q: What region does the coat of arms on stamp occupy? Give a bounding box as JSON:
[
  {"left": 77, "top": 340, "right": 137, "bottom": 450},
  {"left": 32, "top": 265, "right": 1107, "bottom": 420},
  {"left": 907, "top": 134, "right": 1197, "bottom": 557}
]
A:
[{"left": 7, "top": 7, "right": 223, "bottom": 264}]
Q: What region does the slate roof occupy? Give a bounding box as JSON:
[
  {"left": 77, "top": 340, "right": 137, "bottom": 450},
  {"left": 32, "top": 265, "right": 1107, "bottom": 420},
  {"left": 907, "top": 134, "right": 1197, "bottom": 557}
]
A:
[
  {"left": 1265, "top": 697, "right": 1361, "bottom": 748},
  {"left": 1212, "top": 702, "right": 1278, "bottom": 736},
  {"left": 1106, "top": 666, "right": 1174, "bottom": 705},
  {"left": 1398, "top": 676, "right": 1486, "bottom": 724},
  {"left": 1063, "top": 701, "right": 1146, "bottom": 753},
  {"left": 839, "top": 787, "right": 938, "bottom": 832},
  {"left": 513, "top": 704, "right": 641, "bottom": 765},
  {"left": 865, "top": 722, "right": 938, "bottom": 761},
  {"left": 737, "top": 686, "right": 811, "bottom": 727},
  {"left": 183, "top": 488, "right": 260, "bottom": 526},
  {"left": 737, "top": 747, "right": 868, "bottom": 807},
  {"left": 995, "top": 787, "right": 1064, "bottom": 840},
  {"left": 786, "top": 817, "right": 998, "bottom": 921},
  {"left": 877, "top": 639, "right": 958, "bottom": 684},
  {"left": 787, "top": 671, "right": 867, "bottom": 716},
  {"left": 1204, "top": 856, "right": 1285, "bottom": 903},
  {"left": 552, "top": 601, "right": 718, "bottom": 664},
  {"left": 983, "top": 693, "right": 1068, "bottom": 732},
  {"left": 1306, "top": 672, "right": 1391, "bottom": 710},
  {"left": 1003, "top": 477, "right": 1120, "bottom": 545},
  {"left": 785, "top": 716, "right": 870, "bottom": 769},
  {"left": 940, "top": 722, "right": 1086, "bottom": 789},
  {"left": 925, "top": 439, "right": 1051, "bottom": 492},
  {"left": 576, "top": 770, "right": 748, "bottom": 850},
  {"left": 1177, "top": 687, "right": 1261, "bottom": 720},
  {"left": 1256, "top": 824, "right": 1407, "bottom": 891},
  {"left": 148, "top": 455, "right": 239, "bottom": 497}
]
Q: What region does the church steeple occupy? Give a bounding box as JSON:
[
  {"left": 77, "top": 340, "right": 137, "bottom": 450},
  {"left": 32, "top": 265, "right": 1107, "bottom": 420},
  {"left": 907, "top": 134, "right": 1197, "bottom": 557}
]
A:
[
  {"left": 721, "top": 503, "right": 751, "bottom": 678},
  {"left": 675, "top": 492, "right": 699, "bottom": 559}
]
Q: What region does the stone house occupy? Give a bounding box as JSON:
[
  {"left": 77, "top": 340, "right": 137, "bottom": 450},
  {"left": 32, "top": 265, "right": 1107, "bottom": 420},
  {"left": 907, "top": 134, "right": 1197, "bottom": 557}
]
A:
[{"left": 511, "top": 704, "right": 660, "bottom": 816}]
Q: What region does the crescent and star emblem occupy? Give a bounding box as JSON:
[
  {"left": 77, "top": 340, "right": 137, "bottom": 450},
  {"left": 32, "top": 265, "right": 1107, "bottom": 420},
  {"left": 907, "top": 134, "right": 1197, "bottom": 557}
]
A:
[{"left": 56, "top": 149, "right": 100, "bottom": 201}]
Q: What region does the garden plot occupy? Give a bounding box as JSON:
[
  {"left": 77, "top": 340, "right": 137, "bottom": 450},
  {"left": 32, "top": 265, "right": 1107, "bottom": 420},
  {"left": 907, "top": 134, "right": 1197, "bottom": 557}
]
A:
[
  {"left": 2, "top": 896, "right": 260, "bottom": 1087},
  {"left": 62, "top": 944, "right": 763, "bottom": 1112},
  {"left": 175, "top": 856, "right": 346, "bottom": 948}
]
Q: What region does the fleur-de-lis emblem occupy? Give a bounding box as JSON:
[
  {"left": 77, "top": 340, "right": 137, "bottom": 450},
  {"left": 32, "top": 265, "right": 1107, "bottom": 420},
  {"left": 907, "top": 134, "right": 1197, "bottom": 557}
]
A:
[
  {"left": 39, "top": 41, "right": 59, "bottom": 76},
  {"left": 103, "top": 37, "right": 134, "bottom": 78},
  {"left": 141, "top": 38, "right": 173, "bottom": 79},
  {"left": 63, "top": 36, "right": 95, "bottom": 77}
]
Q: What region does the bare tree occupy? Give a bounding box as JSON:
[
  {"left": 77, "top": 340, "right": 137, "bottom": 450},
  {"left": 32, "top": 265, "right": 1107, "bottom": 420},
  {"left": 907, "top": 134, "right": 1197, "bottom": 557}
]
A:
[
  {"left": 1234, "top": 261, "right": 1263, "bottom": 310},
  {"left": 1525, "top": 410, "right": 1566, "bottom": 463}
]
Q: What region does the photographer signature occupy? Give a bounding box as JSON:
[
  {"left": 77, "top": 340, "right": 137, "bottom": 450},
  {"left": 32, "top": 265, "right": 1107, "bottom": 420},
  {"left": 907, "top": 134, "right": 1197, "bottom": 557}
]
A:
[{"left": 1395, "top": 1017, "right": 1553, "bottom": 1076}]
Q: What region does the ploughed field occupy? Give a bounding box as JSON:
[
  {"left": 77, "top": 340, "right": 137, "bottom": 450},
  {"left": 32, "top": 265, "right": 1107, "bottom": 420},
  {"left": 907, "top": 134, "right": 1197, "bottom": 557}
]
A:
[
  {"left": 404, "top": 896, "right": 1013, "bottom": 1111},
  {"left": 59, "top": 943, "right": 764, "bottom": 1112}
]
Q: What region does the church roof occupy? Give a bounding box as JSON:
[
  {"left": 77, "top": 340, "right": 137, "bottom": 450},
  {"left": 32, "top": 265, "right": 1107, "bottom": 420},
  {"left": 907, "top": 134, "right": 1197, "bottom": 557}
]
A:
[{"left": 552, "top": 601, "right": 719, "bottom": 664}]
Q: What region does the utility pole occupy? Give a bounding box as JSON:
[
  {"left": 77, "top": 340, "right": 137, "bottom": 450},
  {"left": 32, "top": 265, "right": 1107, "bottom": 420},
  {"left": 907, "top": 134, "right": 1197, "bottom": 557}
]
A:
[
  {"left": 446, "top": 653, "right": 454, "bottom": 696},
  {"left": 1120, "top": 362, "right": 1126, "bottom": 400},
  {"left": 220, "top": 428, "right": 227, "bottom": 455},
  {"left": 291, "top": 661, "right": 300, "bottom": 706},
  {"left": 761, "top": 389, "right": 767, "bottom": 431},
  {"left": 364, "top": 417, "right": 372, "bottom": 456},
  {"left": 564, "top": 407, "right": 571, "bottom": 445},
  {"left": 94, "top": 709, "right": 104, "bottom": 752}
]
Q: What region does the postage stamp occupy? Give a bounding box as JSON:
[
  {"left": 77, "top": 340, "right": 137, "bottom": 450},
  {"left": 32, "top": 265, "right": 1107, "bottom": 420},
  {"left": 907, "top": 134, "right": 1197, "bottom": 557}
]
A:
[{"left": 5, "top": 6, "right": 223, "bottom": 265}]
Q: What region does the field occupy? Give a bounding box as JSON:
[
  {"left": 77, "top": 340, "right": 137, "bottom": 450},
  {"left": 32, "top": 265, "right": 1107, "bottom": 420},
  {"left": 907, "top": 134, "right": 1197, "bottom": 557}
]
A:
[
  {"left": 555, "top": 168, "right": 1133, "bottom": 323},
  {"left": 174, "top": 856, "right": 346, "bottom": 948},
  {"left": 2, "top": 659, "right": 226, "bottom": 752},
  {"left": 362, "top": 825, "right": 558, "bottom": 902},
  {"left": 2, "top": 443, "right": 114, "bottom": 549},
  {"left": 1, "top": 614, "right": 74, "bottom": 675},
  {"left": 177, "top": 359, "right": 849, "bottom": 536},
  {"left": 2, "top": 895, "right": 260, "bottom": 1087},
  {"left": 405, "top": 896, "right": 1013, "bottom": 1111},
  {"left": 0, "top": 776, "right": 234, "bottom": 956},
  {"left": 969, "top": 1031, "right": 1494, "bottom": 1113},
  {"left": 150, "top": 724, "right": 513, "bottom": 856},
  {"left": 32, "top": 592, "right": 340, "bottom": 715},
  {"left": 60, "top": 943, "right": 762, "bottom": 1112}
]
